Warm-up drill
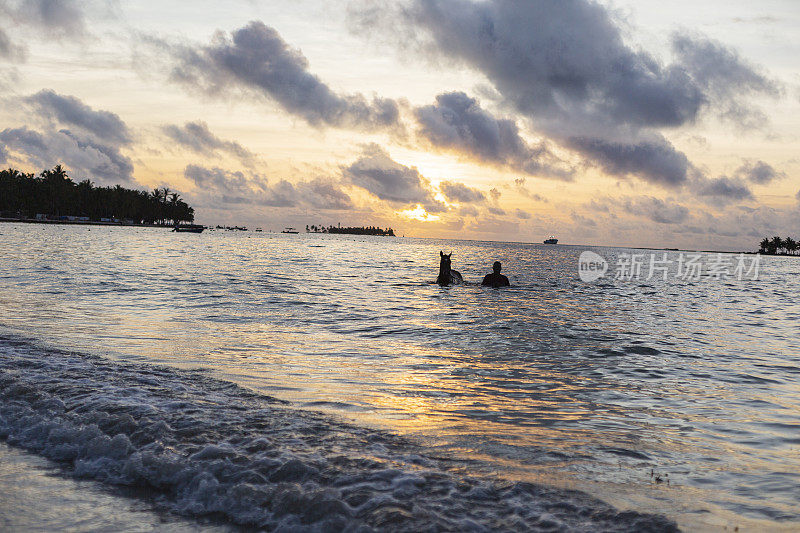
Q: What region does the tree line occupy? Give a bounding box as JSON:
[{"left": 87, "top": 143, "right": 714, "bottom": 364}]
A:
[
  {"left": 306, "top": 224, "right": 395, "bottom": 236},
  {"left": 0, "top": 166, "right": 194, "bottom": 225},
  {"left": 759, "top": 236, "right": 799, "bottom": 255}
]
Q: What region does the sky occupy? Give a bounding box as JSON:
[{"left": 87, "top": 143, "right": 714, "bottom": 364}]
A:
[{"left": 1, "top": 0, "right": 799, "bottom": 249}]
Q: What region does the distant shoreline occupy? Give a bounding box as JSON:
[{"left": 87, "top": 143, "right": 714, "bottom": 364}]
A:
[
  {"left": 3, "top": 219, "right": 791, "bottom": 257},
  {"left": 0, "top": 217, "right": 168, "bottom": 229}
]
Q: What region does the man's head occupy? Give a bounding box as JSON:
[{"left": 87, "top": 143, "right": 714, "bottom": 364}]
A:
[{"left": 493, "top": 261, "right": 502, "bottom": 273}]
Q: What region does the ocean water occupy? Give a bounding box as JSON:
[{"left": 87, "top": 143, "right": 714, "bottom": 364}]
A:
[{"left": 0, "top": 223, "right": 798, "bottom": 531}]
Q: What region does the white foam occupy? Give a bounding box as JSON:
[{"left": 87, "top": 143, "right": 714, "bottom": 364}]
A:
[{"left": 0, "top": 337, "right": 678, "bottom": 531}]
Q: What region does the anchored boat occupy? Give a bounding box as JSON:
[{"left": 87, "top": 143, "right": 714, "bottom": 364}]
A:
[{"left": 173, "top": 224, "right": 205, "bottom": 233}]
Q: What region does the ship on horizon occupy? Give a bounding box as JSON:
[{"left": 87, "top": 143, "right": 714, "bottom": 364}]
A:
[{"left": 543, "top": 236, "right": 558, "bottom": 244}]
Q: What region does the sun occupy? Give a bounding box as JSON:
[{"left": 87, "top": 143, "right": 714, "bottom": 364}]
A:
[{"left": 398, "top": 205, "right": 440, "bottom": 221}]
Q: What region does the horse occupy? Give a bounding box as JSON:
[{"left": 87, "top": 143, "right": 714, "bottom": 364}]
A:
[{"left": 436, "top": 251, "right": 464, "bottom": 286}]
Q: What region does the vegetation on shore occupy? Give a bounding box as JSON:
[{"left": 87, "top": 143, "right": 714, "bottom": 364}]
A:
[
  {"left": 0, "top": 166, "right": 194, "bottom": 225},
  {"left": 759, "top": 236, "right": 799, "bottom": 255},
  {"left": 306, "top": 224, "right": 395, "bottom": 236}
]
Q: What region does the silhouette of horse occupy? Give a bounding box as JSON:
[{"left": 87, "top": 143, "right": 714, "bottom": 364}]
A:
[{"left": 437, "top": 251, "right": 464, "bottom": 286}]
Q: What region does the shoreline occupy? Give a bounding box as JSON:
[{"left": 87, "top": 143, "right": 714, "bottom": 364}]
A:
[
  {"left": 0, "top": 218, "right": 171, "bottom": 229},
  {"left": 5, "top": 219, "right": 796, "bottom": 257}
]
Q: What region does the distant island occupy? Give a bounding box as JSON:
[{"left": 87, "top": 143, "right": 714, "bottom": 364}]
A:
[
  {"left": 759, "top": 236, "right": 799, "bottom": 256},
  {"left": 306, "top": 224, "right": 395, "bottom": 236},
  {"left": 0, "top": 166, "right": 194, "bottom": 226}
]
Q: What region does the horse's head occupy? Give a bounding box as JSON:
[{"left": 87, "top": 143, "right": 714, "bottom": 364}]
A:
[{"left": 437, "top": 251, "right": 453, "bottom": 284}]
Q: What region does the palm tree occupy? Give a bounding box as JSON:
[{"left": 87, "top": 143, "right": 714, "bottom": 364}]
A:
[
  {"left": 759, "top": 238, "right": 770, "bottom": 254},
  {"left": 785, "top": 237, "right": 797, "bottom": 256},
  {"left": 770, "top": 236, "right": 783, "bottom": 255}
]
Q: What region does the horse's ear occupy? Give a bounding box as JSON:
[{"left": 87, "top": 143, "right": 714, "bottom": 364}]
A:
[{"left": 440, "top": 251, "right": 444, "bottom": 257}]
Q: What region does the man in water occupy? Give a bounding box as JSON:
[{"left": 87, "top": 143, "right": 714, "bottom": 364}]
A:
[{"left": 482, "top": 261, "right": 510, "bottom": 287}]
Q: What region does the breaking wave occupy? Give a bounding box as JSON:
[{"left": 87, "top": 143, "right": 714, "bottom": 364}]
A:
[{"left": 0, "top": 335, "right": 677, "bottom": 531}]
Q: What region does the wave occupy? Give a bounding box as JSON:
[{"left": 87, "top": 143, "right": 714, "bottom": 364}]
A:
[{"left": 0, "top": 335, "right": 677, "bottom": 531}]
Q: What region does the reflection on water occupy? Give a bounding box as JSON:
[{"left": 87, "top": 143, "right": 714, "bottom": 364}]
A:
[{"left": 1, "top": 224, "right": 799, "bottom": 530}]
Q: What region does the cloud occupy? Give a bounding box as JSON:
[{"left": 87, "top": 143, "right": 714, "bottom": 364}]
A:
[
  {"left": 622, "top": 196, "right": 690, "bottom": 224},
  {"left": 693, "top": 176, "right": 754, "bottom": 205},
  {"left": 415, "top": 91, "right": 573, "bottom": 179},
  {"left": 671, "top": 32, "right": 781, "bottom": 126},
  {"left": 11, "top": 0, "right": 86, "bottom": 36},
  {"left": 511, "top": 178, "right": 547, "bottom": 202},
  {"left": 297, "top": 178, "right": 353, "bottom": 210},
  {"left": 458, "top": 205, "right": 479, "bottom": 217},
  {"left": 466, "top": 216, "right": 518, "bottom": 234},
  {"left": 0, "top": 0, "right": 89, "bottom": 51},
  {"left": 353, "top": 0, "right": 780, "bottom": 186},
  {"left": 568, "top": 134, "right": 690, "bottom": 187},
  {"left": 163, "top": 121, "right": 257, "bottom": 166},
  {"left": 0, "top": 27, "right": 25, "bottom": 61},
  {"left": 168, "top": 21, "right": 400, "bottom": 131},
  {"left": 571, "top": 212, "right": 597, "bottom": 227},
  {"left": 439, "top": 180, "right": 485, "bottom": 203},
  {"left": 184, "top": 165, "right": 352, "bottom": 210},
  {"left": 514, "top": 208, "right": 531, "bottom": 219},
  {"left": 734, "top": 160, "right": 785, "bottom": 185},
  {"left": 0, "top": 126, "right": 134, "bottom": 184},
  {"left": 25, "top": 90, "right": 132, "bottom": 146},
  {"left": 343, "top": 143, "right": 443, "bottom": 211}
]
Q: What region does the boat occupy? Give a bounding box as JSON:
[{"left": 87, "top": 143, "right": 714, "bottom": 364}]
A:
[
  {"left": 543, "top": 236, "right": 558, "bottom": 244},
  {"left": 173, "top": 224, "right": 205, "bottom": 233},
  {"left": 255, "top": 227, "right": 263, "bottom": 232},
  {"left": 281, "top": 227, "right": 299, "bottom": 234}
]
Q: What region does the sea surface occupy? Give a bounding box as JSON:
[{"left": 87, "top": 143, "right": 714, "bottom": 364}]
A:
[{"left": 0, "top": 223, "right": 798, "bottom": 531}]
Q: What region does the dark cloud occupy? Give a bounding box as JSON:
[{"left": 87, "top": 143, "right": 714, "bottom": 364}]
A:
[
  {"left": 568, "top": 134, "right": 690, "bottom": 187},
  {"left": 343, "top": 143, "right": 443, "bottom": 211},
  {"left": 0, "top": 126, "right": 134, "bottom": 184},
  {"left": 672, "top": 32, "right": 780, "bottom": 126},
  {"left": 163, "top": 121, "right": 256, "bottom": 166},
  {"left": 415, "top": 92, "right": 572, "bottom": 179},
  {"left": 25, "top": 90, "right": 132, "bottom": 146},
  {"left": 184, "top": 165, "right": 352, "bottom": 210},
  {"left": 514, "top": 208, "right": 531, "bottom": 219},
  {"left": 734, "top": 160, "right": 785, "bottom": 185},
  {"left": 694, "top": 176, "right": 754, "bottom": 204},
  {"left": 375, "top": 0, "right": 699, "bottom": 129},
  {"left": 297, "top": 178, "right": 353, "bottom": 210},
  {"left": 169, "top": 21, "right": 400, "bottom": 131},
  {"left": 353, "top": 0, "right": 780, "bottom": 186},
  {"left": 439, "top": 180, "right": 485, "bottom": 203},
  {"left": 622, "top": 196, "right": 689, "bottom": 224},
  {"left": 487, "top": 206, "right": 506, "bottom": 216}
]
